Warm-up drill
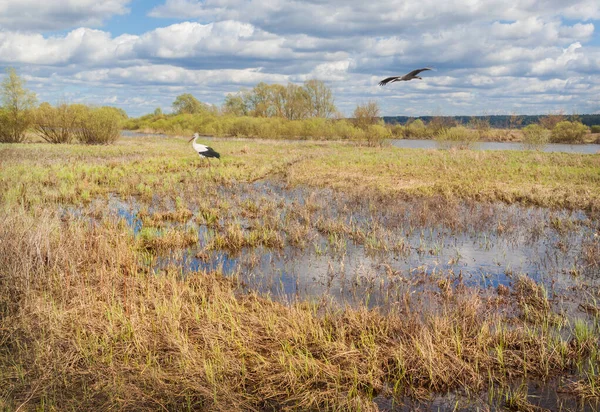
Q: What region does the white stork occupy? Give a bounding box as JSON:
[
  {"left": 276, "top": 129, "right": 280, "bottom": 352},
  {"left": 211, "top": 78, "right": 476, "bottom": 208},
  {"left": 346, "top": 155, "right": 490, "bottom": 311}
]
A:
[{"left": 188, "top": 133, "right": 220, "bottom": 167}]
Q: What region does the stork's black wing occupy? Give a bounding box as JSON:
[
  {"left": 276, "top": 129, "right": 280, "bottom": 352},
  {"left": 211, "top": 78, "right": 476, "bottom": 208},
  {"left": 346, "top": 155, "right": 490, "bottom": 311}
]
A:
[
  {"left": 379, "top": 76, "right": 400, "bottom": 86},
  {"left": 202, "top": 147, "right": 220, "bottom": 159},
  {"left": 406, "top": 67, "right": 432, "bottom": 77}
]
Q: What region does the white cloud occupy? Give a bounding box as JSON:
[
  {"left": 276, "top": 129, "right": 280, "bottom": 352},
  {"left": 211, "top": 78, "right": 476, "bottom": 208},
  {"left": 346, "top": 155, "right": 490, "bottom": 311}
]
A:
[
  {"left": 0, "top": 0, "right": 131, "bottom": 31},
  {"left": 73, "top": 65, "right": 289, "bottom": 86},
  {"left": 149, "top": 0, "right": 600, "bottom": 35},
  {"left": 1, "top": 0, "right": 599, "bottom": 116}
]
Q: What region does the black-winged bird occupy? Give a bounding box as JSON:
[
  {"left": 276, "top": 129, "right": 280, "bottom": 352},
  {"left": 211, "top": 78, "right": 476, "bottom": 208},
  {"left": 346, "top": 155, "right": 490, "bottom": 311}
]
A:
[
  {"left": 188, "top": 133, "right": 220, "bottom": 167},
  {"left": 379, "top": 67, "right": 433, "bottom": 86}
]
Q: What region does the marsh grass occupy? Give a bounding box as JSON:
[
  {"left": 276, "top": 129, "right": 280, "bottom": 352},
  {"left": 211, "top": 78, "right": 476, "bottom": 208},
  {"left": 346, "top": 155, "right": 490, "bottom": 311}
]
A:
[
  {"left": 434, "top": 126, "right": 479, "bottom": 150},
  {"left": 1, "top": 137, "right": 600, "bottom": 410}
]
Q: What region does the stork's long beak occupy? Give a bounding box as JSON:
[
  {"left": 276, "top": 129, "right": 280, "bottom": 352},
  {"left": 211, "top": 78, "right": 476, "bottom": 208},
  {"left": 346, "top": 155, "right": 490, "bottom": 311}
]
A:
[{"left": 188, "top": 137, "right": 195, "bottom": 143}]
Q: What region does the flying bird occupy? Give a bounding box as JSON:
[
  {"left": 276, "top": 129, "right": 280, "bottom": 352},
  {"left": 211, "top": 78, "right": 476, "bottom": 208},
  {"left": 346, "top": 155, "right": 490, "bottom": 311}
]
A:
[
  {"left": 379, "top": 67, "right": 433, "bottom": 86},
  {"left": 188, "top": 133, "right": 220, "bottom": 167}
]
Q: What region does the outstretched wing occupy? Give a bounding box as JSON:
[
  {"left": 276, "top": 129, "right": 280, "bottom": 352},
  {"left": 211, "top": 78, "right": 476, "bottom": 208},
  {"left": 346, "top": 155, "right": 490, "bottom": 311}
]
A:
[
  {"left": 406, "top": 67, "right": 433, "bottom": 77},
  {"left": 379, "top": 76, "right": 400, "bottom": 86}
]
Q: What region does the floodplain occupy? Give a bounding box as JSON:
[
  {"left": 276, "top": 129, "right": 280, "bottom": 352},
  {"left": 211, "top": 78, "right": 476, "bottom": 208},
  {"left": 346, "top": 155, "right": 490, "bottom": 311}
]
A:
[{"left": 1, "top": 136, "right": 599, "bottom": 411}]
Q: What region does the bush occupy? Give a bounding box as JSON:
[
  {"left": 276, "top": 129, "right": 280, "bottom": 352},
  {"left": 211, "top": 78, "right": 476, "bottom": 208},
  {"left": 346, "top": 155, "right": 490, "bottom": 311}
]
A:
[
  {"left": 0, "top": 108, "right": 32, "bottom": 143},
  {"left": 521, "top": 124, "right": 549, "bottom": 151},
  {"left": 76, "top": 107, "right": 121, "bottom": 144},
  {"left": 435, "top": 126, "right": 479, "bottom": 150},
  {"left": 390, "top": 124, "right": 405, "bottom": 138},
  {"left": 405, "top": 119, "right": 428, "bottom": 138},
  {"left": 427, "top": 116, "right": 456, "bottom": 136},
  {"left": 591, "top": 125, "right": 600, "bottom": 134},
  {"left": 468, "top": 117, "right": 491, "bottom": 139},
  {"left": 364, "top": 124, "right": 390, "bottom": 147},
  {"left": 550, "top": 121, "right": 588, "bottom": 144},
  {"left": 34, "top": 103, "right": 81, "bottom": 143}
]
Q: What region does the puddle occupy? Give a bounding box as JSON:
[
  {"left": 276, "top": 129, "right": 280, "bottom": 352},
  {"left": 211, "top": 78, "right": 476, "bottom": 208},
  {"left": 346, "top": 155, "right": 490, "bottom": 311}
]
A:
[{"left": 61, "top": 181, "right": 600, "bottom": 308}]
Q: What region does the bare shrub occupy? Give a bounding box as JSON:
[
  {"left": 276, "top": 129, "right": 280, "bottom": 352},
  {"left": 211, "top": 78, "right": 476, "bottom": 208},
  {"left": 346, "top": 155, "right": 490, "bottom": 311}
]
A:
[
  {"left": 353, "top": 101, "right": 380, "bottom": 130},
  {"left": 468, "top": 116, "right": 491, "bottom": 139},
  {"left": 539, "top": 111, "right": 565, "bottom": 130},
  {"left": 427, "top": 116, "right": 456, "bottom": 136},
  {"left": 435, "top": 126, "right": 479, "bottom": 150},
  {"left": 521, "top": 124, "right": 550, "bottom": 151}
]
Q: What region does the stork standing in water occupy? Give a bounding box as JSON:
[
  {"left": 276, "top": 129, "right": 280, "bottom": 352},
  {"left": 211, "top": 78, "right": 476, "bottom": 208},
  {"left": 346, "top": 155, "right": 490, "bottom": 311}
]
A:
[{"left": 188, "top": 133, "right": 220, "bottom": 167}]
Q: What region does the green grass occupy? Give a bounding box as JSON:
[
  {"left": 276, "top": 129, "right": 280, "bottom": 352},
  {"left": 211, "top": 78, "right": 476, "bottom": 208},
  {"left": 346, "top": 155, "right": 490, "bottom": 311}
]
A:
[{"left": 2, "top": 137, "right": 599, "bottom": 211}]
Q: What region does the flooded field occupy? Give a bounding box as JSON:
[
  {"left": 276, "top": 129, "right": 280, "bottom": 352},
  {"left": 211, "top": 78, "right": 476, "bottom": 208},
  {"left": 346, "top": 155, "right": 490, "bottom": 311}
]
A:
[
  {"left": 57, "top": 179, "right": 600, "bottom": 410},
  {"left": 3, "top": 138, "right": 600, "bottom": 411},
  {"left": 76, "top": 181, "right": 599, "bottom": 310}
]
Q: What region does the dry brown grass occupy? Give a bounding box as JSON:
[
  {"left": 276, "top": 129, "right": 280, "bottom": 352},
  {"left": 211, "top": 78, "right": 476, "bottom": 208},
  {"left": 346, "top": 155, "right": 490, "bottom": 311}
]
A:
[
  {"left": 1, "top": 207, "right": 598, "bottom": 410},
  {"left": 1, "top": 137, "right": 600, "bottom": 410}
]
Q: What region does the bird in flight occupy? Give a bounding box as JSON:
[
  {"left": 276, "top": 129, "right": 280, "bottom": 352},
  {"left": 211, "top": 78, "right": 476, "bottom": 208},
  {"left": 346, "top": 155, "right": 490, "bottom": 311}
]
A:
[{"left": 379, "top": 67, "right": 433, "bottom": 86}]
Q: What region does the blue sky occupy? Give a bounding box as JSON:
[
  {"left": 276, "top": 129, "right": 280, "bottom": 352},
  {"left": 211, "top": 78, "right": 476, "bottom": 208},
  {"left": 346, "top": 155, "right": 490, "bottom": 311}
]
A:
[{"left": 1, "top": 0, "right": 599, "bottom": 117}]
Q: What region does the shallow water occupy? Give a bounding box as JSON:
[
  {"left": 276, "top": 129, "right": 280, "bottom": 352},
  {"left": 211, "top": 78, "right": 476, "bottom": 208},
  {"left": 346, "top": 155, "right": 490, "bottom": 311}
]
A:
[
  {"left": 71, "top": 181, "right": 600, "bottom": 308},
  {"left": 391, "top": 138, "right": 600, "bottom": 154},
  {"left": 120, "top": 131, "right": 600, "bottom": 154},
  {"left": 63, "top": 181, "right": 600, "bottom": 408}
]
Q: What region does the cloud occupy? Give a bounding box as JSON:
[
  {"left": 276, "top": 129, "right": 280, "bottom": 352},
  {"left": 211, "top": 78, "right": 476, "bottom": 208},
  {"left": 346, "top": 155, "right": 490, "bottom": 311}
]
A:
[
  {"left": 0, "top": 0, "right": 131, "bottom": 31},
  {"left": 149, "top": 0, "right": 600, "bottom": 36},
  {"left": 1, "top": 0, "right": 600, "bottom": 116},
  {"left": 73, "top": 65, "right": 289, "bottom": 86}
]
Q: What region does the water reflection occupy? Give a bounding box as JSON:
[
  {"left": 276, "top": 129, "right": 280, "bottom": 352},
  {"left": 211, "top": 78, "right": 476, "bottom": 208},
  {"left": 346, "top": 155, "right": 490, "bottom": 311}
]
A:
[{"left": 80, "top": 183, "right": 600, "bottom": 308}]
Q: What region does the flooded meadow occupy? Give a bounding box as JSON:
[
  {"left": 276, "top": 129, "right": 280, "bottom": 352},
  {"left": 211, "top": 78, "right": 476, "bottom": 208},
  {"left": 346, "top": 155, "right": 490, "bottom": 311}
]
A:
[{"left": 2, "top": 137, "right": 600, "bottom": 411}]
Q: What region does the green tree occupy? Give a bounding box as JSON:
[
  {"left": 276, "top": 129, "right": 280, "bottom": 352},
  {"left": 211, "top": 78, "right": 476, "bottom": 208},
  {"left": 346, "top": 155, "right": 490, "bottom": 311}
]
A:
[
  {"left": 223, "top": 92, "right": 249, "bottom": 116},
  {"left": 0, "top": 67, "right": 37, "bottom": 143},
  {"left": 282, "top": 83, "right": 310, "bottom": 120},
  {"left": 303, "top": 79, "right": 336, "bottom": 118},
  {"left": 353, "top": 101, "right": 380, "bottom": 130},
  {"left": 247, "top": 82, "right": 275, "bottom": 117},
  {"left": 172, "top": 93, "right": 207, "bottom": 115}
]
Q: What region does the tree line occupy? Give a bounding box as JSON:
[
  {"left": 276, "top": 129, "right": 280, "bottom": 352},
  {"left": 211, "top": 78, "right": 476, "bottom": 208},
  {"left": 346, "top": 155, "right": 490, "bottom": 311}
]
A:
[
  {"left": 0, "top": 68, "right": 125, "bottom": 144},
  {"left": 383, "top": 114, "right": 600, "bottom": 129}
]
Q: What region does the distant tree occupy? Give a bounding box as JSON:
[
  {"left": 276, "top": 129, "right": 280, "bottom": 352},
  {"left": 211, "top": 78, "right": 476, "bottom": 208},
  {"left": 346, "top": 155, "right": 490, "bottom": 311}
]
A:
[
  {"left": 303, "top": 79, "right": 336, "bottom": 118},
  {"left": 508, "top": 112, "right": 523, "bottom": 129},
  {"left": 172, "top": 93, "right": 207, "bottom": 115},
  {"left": 247, "top": 82, "right": 276, "bottom": 117},
  {"left": 223, "top": 92, "right": 250, "bottom": 116},
  {"left": 539, "top": 111, "right": 565, "bottom": 130},
  {"left": 282, "top": 83, "right": 310, "bottom": 120},
  {"left": 353, "top": 101, "right": 380, "bottom": 130},
  {"left": 427, "top": 116, "right": 456, "bottom": 136},
  {"left": 153, "top": 107, "right": 163, "bottom": 117},
  {"left": 0, "top": 67, "right": 37, "bottom": 143}
]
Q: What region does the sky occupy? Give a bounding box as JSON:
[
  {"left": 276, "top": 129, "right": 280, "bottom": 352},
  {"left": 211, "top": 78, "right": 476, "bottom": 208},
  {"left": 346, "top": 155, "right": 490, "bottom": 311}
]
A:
[{"left": 1, "top": 0, "right": 599, "bottom": 117}]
